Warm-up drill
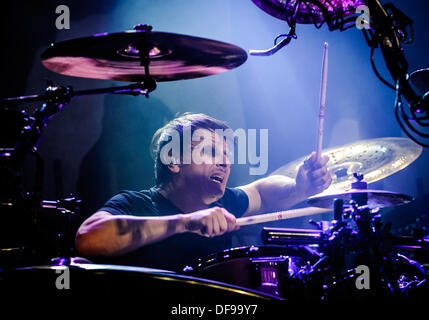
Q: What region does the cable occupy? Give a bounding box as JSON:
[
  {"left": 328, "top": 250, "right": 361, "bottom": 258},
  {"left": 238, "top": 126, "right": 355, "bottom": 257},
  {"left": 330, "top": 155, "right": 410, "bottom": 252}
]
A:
[
  {"left": 274, "top": 33, "right": 297, "bottom": 45},
  {"left": 370, "top": 47, "right": 396, "bottom": 91},
  {"left": 395, "top": 101, "right": 429, "bottom": 147},
  {"left": 395, "top": 84, "right": 429, "bottom": 147}
]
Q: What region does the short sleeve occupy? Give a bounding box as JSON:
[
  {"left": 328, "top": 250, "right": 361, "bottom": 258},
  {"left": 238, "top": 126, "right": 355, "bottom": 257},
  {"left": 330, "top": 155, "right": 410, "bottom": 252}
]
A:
[{"left": 98, "top": 190, "right": 155, "bottom": 216}]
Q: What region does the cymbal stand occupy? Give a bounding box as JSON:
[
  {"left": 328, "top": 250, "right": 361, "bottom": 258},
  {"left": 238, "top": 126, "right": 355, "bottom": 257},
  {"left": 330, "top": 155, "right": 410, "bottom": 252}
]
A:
[
  {"left": 42, "top": 195, "right": 82, "bottom": 263},
  {"left": 0, "top": 54, "right": 157, "bottom": 266},
  {"left": 299, "top": 195, "right": 427, "bottom": 301}
]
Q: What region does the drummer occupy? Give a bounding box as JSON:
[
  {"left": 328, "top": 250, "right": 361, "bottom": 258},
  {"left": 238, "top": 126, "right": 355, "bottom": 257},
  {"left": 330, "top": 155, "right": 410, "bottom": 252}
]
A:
[{"left": 75, "top": 113, "right": 331, "bottom": 271}]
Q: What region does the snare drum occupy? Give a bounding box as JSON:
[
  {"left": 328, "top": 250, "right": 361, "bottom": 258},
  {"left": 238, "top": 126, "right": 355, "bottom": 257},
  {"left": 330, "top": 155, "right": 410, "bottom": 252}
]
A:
[{"left": 183, "top": 245, "right": 320, "bottom": 299}]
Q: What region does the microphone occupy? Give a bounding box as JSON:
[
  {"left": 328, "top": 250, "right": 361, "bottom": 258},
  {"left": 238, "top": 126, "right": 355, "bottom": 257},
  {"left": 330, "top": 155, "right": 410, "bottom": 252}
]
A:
[{"left": 363, "top": 0, "right": 429, "bottom": 146}]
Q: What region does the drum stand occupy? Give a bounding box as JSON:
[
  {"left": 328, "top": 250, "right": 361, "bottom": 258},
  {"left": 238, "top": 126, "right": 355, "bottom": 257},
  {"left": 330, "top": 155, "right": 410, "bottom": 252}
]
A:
[
  {"left": 41, "top": 195, "right": 82, "bottom": 264},
  {"left": 0, "top": 64, "right": 157, "bottom": 268},
  {"left": 298, "top": 176, "right": 428, "bottom": 302}
]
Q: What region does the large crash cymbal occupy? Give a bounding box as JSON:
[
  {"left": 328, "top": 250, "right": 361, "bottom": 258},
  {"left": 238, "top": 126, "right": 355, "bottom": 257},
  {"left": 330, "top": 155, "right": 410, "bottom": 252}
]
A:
[
  {"left": 41, "top": 29, "right": 247, "bottom": 82},
  {"left": 307, "top": 189, "right": 413, "bottom": 209},
  {"left": 271, "top": 137, "right": 422, "bottom": 196},
  {"left": 251, "top": 0, "right": 365, "bottom": 25}
]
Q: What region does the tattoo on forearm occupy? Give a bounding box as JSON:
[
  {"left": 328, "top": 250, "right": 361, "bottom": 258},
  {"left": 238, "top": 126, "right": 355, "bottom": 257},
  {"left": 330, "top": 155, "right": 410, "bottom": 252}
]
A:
[
  {"left": 115, "top": 219, "right": 143, "bottom": 244},
  {"left": 115, "top": 218, "right": 179, "bottom": 246},
  {"left": 185, "top": 220, "right": 203, "bottom": 232},
  {"left": 166, "top": 220, "right": 178, "bottom": 235}
]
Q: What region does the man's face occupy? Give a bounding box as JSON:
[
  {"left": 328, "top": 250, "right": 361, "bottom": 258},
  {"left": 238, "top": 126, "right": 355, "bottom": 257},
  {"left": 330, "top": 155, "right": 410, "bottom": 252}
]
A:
[{"left": 178, "top": 129, "right": 231, "bottom": 204}]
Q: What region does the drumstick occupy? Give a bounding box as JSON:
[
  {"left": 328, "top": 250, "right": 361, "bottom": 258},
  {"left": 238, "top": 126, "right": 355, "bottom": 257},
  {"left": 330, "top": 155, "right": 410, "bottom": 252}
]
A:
[
  {"left": 236, "top": 207, "right": 331, "bottom": 227},
  {"left": 316, "top": 42, "right": 328, "bottom": 161}
]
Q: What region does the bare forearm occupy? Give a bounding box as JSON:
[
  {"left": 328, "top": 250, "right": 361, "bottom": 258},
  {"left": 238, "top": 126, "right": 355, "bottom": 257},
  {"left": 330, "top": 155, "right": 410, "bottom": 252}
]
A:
[
  {"left": 257, "top": 175, "right": 308, "bottom": 212},
  {"left": 75, "top": 212, "right": 186, "bottom": 257},
  {"left": 240, "top": 175, "right": 308, "bottom": 217},
  {"left": 245, "top": 154, "right": 332, "bottom": 215}
]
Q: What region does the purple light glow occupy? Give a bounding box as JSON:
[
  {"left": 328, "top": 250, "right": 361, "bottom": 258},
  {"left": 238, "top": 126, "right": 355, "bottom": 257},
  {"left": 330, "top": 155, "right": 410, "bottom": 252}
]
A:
[{"left": 93, "top": 32, "right": 109, "bottom": 37}]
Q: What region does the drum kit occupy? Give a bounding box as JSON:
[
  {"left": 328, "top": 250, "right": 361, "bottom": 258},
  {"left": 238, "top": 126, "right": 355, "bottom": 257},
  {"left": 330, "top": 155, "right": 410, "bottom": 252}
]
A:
[
  {"left": 184, "top": 149, "right": 429, "bottom": 302},
  {"left": 1, "top": 0, "right": 429, "bottom": 306}
]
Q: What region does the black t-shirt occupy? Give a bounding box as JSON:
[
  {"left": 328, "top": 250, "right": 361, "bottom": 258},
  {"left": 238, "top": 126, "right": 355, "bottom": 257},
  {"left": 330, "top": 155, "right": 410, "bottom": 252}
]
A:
[{"left": 93, "top": 187, "right": 249, "bottom": 272}]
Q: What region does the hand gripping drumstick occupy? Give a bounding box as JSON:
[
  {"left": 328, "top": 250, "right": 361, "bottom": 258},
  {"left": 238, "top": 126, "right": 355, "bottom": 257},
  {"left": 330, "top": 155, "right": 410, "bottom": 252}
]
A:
[
  {"left": 236, "top": 207, "right": 331, "bottom": 226},
  {"left": 316, "top": 42, "right": 328, "bottom": 161},
  {"left": 236, "top": 44, "right": 330, "bottom": 228}
]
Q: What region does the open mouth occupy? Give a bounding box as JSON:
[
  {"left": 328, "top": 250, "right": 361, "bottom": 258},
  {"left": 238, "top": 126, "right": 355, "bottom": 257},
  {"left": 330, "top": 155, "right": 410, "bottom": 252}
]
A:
[{"left": 209, "top": 175, "right": 224, "bottom": 184}]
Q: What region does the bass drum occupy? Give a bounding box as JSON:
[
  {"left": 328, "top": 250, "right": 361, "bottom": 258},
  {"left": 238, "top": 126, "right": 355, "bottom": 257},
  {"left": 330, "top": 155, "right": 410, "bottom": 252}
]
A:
[{"left": 183, "top": 245, "right": 320, "bottom": 299}]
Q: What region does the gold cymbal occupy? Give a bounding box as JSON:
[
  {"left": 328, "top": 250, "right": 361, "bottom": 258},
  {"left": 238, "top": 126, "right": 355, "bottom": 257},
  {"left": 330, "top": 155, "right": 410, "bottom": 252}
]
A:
[
  {"left": 307, "top": 189, "right": 413, "bottom": 209},
  {"left": 271, "top": 137, "right": 422, "bottom": 196}
]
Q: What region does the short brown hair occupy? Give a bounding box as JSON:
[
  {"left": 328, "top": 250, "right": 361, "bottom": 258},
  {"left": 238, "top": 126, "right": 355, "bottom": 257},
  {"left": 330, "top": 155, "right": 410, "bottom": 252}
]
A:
[{"left": 151, "top": 113, "right": 230, "bottom": 186}]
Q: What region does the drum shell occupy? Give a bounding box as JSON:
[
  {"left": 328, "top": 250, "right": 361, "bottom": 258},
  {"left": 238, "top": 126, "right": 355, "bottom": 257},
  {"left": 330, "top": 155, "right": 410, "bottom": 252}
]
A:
[{"left": 183, "top": 245, "right": 319, "bottom": 299}]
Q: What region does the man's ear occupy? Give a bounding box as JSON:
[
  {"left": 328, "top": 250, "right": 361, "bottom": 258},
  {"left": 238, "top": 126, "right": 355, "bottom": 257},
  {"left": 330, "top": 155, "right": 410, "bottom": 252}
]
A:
[{"left": 167, "top": 163, "right": 180, "bottom": 173}]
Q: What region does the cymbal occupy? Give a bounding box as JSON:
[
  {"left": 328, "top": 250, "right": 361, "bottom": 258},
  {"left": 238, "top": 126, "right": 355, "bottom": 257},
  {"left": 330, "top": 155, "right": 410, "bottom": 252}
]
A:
[
  {"left": 271, "top": 137, "right": 422, "bottom": 196},
  {"left": 251, "top": 0, "right": 365, "bottom": 24},
  {"left": 307, "top": 189, "right": 413, "bottom": 209},
  {"left": 410, "top": 68, "right": 429, "bottom": 93},
  {"left": 41, "top": 29, "right": 247, "bottom": 82}
]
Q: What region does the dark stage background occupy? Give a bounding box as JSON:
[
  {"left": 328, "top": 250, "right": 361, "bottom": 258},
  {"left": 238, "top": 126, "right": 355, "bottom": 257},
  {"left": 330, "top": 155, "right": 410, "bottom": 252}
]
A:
[{"left": 1, "top": 0, "right": 428, "bottom": 261}]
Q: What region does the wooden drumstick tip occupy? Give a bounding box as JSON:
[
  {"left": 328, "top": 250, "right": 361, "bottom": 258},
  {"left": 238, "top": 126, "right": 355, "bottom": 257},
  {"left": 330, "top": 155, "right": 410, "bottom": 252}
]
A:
[{"left": 316, "top": 42, "right": 328, "bottom": 160}]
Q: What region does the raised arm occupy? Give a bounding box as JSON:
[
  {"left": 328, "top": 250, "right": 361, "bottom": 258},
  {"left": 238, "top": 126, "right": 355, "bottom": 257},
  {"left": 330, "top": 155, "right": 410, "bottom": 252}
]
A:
[{"left": 239, "top": 152, "right": 332, "bottom": 216}]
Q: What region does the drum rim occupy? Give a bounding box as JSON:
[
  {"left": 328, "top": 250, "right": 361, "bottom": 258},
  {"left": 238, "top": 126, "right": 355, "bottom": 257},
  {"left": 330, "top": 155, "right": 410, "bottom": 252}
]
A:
[
  {"left": 3, "top": 262, "right": 285, "bottom": 300},
  {"left": 184, "top": 244, "right": 320, "bottom": 272}
]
